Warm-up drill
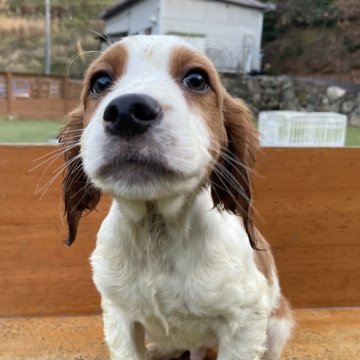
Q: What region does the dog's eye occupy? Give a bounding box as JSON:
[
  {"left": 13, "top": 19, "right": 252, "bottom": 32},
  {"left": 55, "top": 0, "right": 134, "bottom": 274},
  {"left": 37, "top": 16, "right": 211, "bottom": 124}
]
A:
[
  {"left": 90, "top": 72, "right": 113, "bottom": 94},
  {"left": 182, "top": 70, "right": 209, "bottom": 92}
]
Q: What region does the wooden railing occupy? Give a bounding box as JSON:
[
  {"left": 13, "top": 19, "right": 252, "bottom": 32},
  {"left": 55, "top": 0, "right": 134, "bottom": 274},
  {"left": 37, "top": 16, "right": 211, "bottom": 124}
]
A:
[
  {"left": 0, "top": 145, "right": 359, "bottom": 317},
  {"left": 0, "top": 72, "right": 82, "bottom": 118}
]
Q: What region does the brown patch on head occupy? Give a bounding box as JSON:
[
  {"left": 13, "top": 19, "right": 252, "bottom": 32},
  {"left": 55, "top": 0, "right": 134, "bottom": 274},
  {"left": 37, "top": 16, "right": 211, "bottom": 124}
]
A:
[
  {"left": 82, "top": 42, "right": 128, "bottom": 125},
  {"left": 60, "top": 42, "right": 128, "bottom": 245},
  {"left": 211, "top": 93, "right": 260, "bottom": 249},
  {"left": 169, "top": 46, "right": 226, "bottom": 157},
  {"left": 170, "top": 44, "right": 260, "bottom": 249},
  {"left": 61, "top": 106, "right": 101, "bottom": 246}
]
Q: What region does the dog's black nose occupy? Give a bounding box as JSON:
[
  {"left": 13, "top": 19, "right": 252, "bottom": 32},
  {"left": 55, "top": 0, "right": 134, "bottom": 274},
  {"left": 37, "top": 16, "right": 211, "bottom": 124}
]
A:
[{"left": 103, "top": 94, "right": 162, "bottom": 138}]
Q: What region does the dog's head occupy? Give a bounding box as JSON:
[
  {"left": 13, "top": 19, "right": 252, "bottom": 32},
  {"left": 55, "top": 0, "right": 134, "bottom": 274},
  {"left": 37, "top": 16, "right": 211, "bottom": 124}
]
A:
[{"left": 61, "top": 35, "right": 259, "bottom": 247}]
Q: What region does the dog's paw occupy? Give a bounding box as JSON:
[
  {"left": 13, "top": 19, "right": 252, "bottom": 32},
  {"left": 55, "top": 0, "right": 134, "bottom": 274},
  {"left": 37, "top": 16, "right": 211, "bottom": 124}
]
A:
[
  {"left": 146, "top": 343, "right": 186, "bottom": 360},
  {"left": 189, "top": 348, "right": 208, "bottom": 360}
]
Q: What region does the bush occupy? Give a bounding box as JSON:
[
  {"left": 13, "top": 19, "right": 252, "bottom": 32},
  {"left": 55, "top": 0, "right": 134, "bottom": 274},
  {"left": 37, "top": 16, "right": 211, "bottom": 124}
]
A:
[{"left": 262, "top": 0, "right": 339, "bottom": 45}]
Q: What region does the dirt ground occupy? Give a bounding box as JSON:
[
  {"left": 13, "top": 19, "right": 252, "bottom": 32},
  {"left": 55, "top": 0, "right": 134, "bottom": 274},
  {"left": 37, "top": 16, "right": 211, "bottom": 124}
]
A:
[{"left": 0, "top": 308, "right": 359, "bottom": 360}]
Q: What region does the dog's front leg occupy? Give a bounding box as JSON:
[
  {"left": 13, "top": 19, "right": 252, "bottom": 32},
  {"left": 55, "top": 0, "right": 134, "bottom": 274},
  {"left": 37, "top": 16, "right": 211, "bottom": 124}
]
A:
[
  {"left": 102, "top": 299, "right": 146, "bottom": 360},
  {"left": 216, "top": 317, "right": 267, "bottom": 360}
]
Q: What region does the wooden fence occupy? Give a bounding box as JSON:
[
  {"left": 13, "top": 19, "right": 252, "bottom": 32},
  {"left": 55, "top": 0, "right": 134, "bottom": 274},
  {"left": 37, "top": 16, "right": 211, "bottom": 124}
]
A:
[
  {"left": 0, "top": 72, "right": 82, "bottom": 118},
  {"left": 0, "top": 145, "right": 359, "bottom": 317}
]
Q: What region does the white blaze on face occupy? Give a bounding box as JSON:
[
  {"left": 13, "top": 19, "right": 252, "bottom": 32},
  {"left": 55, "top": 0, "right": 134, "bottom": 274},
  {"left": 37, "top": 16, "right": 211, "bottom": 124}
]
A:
[{"left": 80, "top": 35, "right": 219, "bottom": 200}]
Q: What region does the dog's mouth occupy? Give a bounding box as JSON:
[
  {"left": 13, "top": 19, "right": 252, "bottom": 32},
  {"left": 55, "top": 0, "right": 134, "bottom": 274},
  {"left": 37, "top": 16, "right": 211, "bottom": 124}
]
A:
[
  {"left": 96, "top": 152, "right": 179, "bottom": 184},
  {"left": 84, "top": 133, "right": 202, "bottom": 197}
]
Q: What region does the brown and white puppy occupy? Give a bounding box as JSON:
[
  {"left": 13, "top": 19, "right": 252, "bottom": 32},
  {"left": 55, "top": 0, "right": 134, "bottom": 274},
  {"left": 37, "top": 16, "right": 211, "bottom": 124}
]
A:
[{"left": 61, "top": 35, "right": 293, "bottom": 360}]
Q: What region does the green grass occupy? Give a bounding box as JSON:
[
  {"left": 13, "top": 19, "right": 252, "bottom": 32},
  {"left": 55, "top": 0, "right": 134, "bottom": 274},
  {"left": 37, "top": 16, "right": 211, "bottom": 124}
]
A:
[
  {"left": 346, "top": 126, "right": 360, "bottom": 147},
  {"left": 0, "top": 116, "right": 63, "bottom": 143},
  {"left": 0, "top": 116, "right": 360, "bottom": 146}
]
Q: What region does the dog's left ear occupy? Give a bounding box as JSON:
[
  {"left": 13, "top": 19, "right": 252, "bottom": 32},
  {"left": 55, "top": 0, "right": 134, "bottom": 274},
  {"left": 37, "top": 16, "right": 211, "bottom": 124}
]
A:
[
  {"left": 60, "top": 106, "right": 101, "bottom": 246},
  {"left": 210, "top": 93, "right": 260, "bottom": 249}
]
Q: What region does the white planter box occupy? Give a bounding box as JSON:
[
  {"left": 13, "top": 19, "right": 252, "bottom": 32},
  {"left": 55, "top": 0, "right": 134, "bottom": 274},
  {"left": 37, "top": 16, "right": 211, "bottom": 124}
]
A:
[{"left": 259, "top": 111, "right": 347, "bottom": 147}]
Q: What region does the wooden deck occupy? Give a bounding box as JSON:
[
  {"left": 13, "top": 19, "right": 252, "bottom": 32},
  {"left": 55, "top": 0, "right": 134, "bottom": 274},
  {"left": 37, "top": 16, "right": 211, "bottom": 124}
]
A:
[{"left": 1, "top": 308, "right": 359, "bottom": 360}]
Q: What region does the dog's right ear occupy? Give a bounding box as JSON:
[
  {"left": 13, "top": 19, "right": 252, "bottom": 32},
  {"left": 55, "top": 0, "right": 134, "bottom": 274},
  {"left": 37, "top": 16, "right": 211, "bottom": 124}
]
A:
[{"left": 60, "top": 106, "right": 101, "bottom": 246}]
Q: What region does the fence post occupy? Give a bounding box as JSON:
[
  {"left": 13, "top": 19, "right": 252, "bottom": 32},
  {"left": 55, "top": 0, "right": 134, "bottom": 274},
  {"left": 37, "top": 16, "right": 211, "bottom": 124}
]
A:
[
  {"left": 36, "top": 75, "right": 41, "bottom": 99},
  {"left": 6, "top": 72, "right": 13, "bottom": 115},
  {"left": 63, "top": 76, "right": 69, "bottom": 115}
]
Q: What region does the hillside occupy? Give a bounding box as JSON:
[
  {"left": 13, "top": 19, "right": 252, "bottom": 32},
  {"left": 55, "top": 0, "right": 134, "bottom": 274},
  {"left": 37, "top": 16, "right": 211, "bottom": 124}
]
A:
[
  {"left": 0, "top": 0, "right": 359, "bottom": 82},
  {"left": 0, "top": 0, "right": 114, "bottom": 76},
  {"left": 261, "top": 0, "right": 360, "bottom": 83}
]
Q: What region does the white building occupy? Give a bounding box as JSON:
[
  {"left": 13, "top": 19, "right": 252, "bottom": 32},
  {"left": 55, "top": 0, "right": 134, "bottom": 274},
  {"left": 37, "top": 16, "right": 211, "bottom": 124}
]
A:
[{"left": 100, "top": 0, "right": 274, "bottom": 73}]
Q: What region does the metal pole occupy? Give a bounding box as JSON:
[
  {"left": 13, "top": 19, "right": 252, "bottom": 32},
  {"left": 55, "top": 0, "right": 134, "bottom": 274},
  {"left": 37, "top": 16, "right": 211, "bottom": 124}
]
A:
[{"left": 45, "top": 0, "right": 51, "bottom": 74}]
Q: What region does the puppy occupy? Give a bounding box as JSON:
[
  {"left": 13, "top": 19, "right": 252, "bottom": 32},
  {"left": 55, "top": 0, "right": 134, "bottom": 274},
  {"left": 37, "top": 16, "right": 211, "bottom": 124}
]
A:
[{"left": 61, "top": 35, "right": 293, "bottom": 360}]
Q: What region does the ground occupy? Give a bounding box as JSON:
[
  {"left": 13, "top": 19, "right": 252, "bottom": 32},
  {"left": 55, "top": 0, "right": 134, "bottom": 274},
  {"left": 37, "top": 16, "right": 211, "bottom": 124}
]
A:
[
  {"left": 0, "top": 308, "right": 359, "bottom": 359},
  {"left": 0, "top": 117, "right": 62, "bottom": 143}
]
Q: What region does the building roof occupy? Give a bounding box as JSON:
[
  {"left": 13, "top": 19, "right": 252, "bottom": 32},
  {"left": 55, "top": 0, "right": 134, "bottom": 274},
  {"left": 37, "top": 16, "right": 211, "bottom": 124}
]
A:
[
  {"left": 211, "top": 0, "right": 275, "bottom": 11},
  {"left": 100, "top": 0, "right": 275, "bottom": 19},
  {"left": 100, "top": 0, "right": 139, "bottom": 19}
]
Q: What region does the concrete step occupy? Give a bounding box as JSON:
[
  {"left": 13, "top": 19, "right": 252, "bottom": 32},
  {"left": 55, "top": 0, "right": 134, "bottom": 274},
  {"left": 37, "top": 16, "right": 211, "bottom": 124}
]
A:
[{"left": 1, "top": 308, "right": 359, "bottom": 360}]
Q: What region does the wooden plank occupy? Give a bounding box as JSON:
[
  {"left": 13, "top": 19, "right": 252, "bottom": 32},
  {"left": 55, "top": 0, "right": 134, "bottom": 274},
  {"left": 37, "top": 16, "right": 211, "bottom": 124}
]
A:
[
  {"left": 0, "top": 146, "right": 359, "bottom": 317},
  {"left": 63, "top": 76, "right": 69, "bottom": 114},
  {"left": 6, "top": 72, "right": 12, "bottom": 114},
  {"left": 0, "top": 145, "right": 107, "bottom": 317},
  {"left": 0, "top": 71, "right": 67, "bottom": 80},
  {"left": 0, "top": 71, "right": 81, "bottom": 118},
  {"left": 10, "top": 99, "right": 78, "bottom": 118},
  {"left": 0, "top": 100, "right": 6, "bottom": 116},
  {"left": 253, "top": 148, "right": 360, "bottom": 307}
]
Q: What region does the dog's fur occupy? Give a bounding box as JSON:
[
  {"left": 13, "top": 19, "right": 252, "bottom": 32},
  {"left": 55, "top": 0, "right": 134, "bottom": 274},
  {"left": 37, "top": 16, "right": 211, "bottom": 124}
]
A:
[{"left": 61, "top": 35, "right": 293, "bottom": 360}]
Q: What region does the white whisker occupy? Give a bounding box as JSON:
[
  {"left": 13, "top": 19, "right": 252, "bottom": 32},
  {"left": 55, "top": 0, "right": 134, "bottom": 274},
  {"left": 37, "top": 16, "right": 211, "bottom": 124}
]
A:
[
  {"left": 89, "top": 28, "right": 113, "bottom": 47},
  {"left": 29, "top": 143, "right": 78, "bottom": 172},
  {"left": 36, "top": 155, "right": 81, "bottom": 200}
]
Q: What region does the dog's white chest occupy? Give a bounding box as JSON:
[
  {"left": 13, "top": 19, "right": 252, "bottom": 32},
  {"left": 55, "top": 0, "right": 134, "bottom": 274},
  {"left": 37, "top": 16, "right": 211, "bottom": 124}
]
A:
[
  {"left": 92, "top": 240, "right": 220, "bottom": 347},
  {"left": 90, "top": 199, "right": 269, "bottom": 349}
]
